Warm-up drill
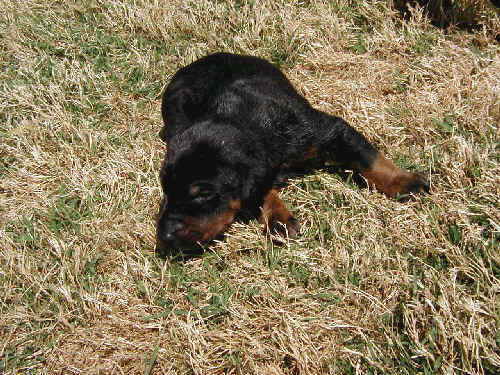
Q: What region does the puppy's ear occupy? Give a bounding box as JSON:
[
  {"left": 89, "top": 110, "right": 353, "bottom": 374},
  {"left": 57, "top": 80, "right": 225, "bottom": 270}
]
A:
[{"left": 237, "top": 157, "right": 269, "bottom": 202}]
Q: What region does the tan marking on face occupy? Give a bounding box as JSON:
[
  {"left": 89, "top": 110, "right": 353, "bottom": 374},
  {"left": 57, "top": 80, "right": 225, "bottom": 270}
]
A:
[
  {"left": 179, "top": 199, "right": 242, "bottom": 243},
  {"left": 188, "top": 184, "right": 200, "bottom": 197},
  {"left": 228, "top": 199, "right": 242, "bottom": 210},
  {"left": 303, "top": 146, "right": 318, "bottom": 160}
]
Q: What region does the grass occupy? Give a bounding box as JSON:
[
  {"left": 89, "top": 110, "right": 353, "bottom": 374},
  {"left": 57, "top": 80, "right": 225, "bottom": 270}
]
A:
[{"left": 0, "top": 0, "right": 498, "bottom": 374}]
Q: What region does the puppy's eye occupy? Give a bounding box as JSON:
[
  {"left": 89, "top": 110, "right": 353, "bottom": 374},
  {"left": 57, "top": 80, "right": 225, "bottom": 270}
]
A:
[{"left": 189, "top": 183, "right": 215, "bottom": 202}]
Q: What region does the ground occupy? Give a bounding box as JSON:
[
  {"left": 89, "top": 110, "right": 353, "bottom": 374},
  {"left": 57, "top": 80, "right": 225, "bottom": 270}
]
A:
[{"left": 0, "top": 1, "right": 498, "bottom": 374}]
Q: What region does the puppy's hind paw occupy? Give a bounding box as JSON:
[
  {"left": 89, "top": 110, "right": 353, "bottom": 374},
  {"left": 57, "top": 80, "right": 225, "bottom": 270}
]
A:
[{"left": 404, "top": 173, "right": 430, "bottom": 194}]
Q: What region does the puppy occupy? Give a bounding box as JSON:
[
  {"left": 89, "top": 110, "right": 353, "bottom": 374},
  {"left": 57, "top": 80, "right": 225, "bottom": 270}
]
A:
[{"left": 157, "top": 53, "right": 428, "bottom": 251}]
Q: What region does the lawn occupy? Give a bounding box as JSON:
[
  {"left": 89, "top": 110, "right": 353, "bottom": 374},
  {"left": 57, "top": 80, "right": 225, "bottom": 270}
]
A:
[{"left": 0, "top": 0, "right": 498, "bottom": 374}]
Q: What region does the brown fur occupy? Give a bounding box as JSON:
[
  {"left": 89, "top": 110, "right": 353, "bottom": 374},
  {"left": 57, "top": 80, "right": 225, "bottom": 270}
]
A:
[
  {"left": 360, "top": 153, "right": 426, "bottom": 198},
  {"left": 157, "top": 53, "right": 429, "bottom": 250},
  {"left": 303, "top": 147, "right": 318, "bottom": 160},
  {"left": 259, "top": 189, "right": 299, "bottom": 237},
  {"left": 180, "top": 199, "right": 242, "bottom": 243}
]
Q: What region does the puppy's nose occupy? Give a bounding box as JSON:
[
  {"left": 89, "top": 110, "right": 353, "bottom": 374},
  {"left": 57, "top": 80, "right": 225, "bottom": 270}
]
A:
[
  {"left": 161, "top": 220, "right": 184, "bottom": 243},
  {"left": 163, "top": 232, "right": 175, "bottom": 243}
]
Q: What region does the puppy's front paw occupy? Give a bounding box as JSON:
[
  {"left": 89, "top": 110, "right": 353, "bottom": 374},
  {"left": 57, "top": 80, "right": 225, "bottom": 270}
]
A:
[
  {"left": 259, "top": 189, "right": 299, "bottom": 239},
  {"left": 265, "top": 216, "right": 300, "bottom": 239}
]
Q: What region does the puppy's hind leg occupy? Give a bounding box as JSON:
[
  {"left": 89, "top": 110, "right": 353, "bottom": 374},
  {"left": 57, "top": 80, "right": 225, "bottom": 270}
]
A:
[
  {"left": 315, "top": 114, "right": 429, "bottom": 198},
  {"left": 358, "top": 153, "right": 429, "bottom": 199}
]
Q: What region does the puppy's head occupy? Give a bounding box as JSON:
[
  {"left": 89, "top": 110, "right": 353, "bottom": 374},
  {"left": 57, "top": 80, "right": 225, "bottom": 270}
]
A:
[{"left": 156, "top": 123, "right": 251, "bottom": 251}]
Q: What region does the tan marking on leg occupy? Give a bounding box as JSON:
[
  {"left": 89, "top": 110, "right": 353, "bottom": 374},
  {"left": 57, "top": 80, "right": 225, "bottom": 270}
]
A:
[
  {"left": 259, "top": 189, "right": 299, "bottom": 237},
  {"left": 360, "top": 153, "right": 427, "bottom": 198}
]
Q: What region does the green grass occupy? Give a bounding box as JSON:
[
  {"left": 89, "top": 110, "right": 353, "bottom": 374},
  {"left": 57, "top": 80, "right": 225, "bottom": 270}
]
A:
[{"left": 1, "top": 0, "right": 499, "bottom": 374}]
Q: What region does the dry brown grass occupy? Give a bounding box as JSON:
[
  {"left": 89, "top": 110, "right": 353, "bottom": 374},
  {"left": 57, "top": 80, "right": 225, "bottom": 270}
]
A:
[
  {"left": 0, "top": 0, "right": 498, "bottom": 374},
  {"left": 395, "top": 0, "right": 500, "bottom": 40}
]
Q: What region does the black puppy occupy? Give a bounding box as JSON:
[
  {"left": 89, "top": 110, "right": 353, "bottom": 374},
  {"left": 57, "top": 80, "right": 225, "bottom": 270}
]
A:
[{"left": 157, "top": 53, "right": 428, "bottom": 250}]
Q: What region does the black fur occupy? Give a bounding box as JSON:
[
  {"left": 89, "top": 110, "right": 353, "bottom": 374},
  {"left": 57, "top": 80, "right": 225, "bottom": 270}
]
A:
[{"left": 157, "top": 53, "right": 427, "bottom": 251}]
